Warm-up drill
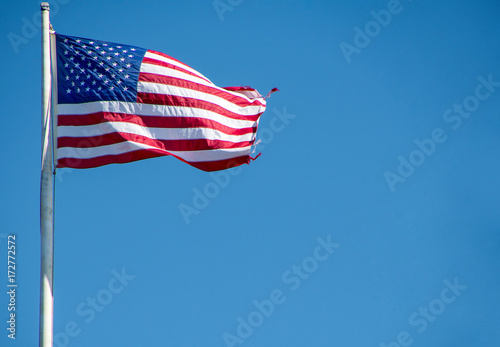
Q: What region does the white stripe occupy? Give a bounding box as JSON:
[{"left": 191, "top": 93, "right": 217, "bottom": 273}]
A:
[
  {"left": 58, "top": 101, "right": 258, "bottom": 129},
  {"left": 57, "top": 141, "right": 251, "bottom": 162},
  {"left": 137, "top": 81, "right": 264, "bottom": 116},
  {"left": 58, "top": 122, "right": 256, "bottom": 143},
  {"left": 57, "top": 141, "right": 156, "bottom": 160}
]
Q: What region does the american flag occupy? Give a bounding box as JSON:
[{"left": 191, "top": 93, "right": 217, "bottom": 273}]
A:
[{"left": 55, "top": 33, "right": 276, "bottom": 171}]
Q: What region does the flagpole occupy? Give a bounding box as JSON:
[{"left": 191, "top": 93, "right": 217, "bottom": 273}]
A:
[{"left": 40, "top": 2, "right": 54, "bottom": 347}]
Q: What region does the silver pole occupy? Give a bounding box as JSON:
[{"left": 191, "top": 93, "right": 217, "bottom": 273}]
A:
[{"left": 40, "top": 2, "right": 54, "bottom": 347}]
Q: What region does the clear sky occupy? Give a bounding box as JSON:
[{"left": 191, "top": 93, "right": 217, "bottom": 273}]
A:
[{"left": 1, "top": 0, "right": 500, "bottom": 346}]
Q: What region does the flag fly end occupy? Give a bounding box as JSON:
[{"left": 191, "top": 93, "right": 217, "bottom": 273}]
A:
[{"left": 264, "top": 87, "right": 279, "bottom": 99}]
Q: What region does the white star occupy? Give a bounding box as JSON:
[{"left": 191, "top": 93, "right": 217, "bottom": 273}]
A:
[
  {"left": 114, "top": 52, "right": 119, "bottom": 56},
  {"left": 128, "top": 55, "right": 133, "bottom": 58},
  {"left": 64, "top": 38, "right": 68, "bottom": 43},
  {"left": 75, "top": 75, "right": 80, "bottom": 80},
  {"left": 111, "top": 74, "right": 116, "bottom": 79},
  {"left": 103, "top": 43, "right": 108, "bottom": 46},
  {"left": 103, "top": 80, "right": 109, "bottom": 84},
  {"left": 89, "top": 41, "right": 94, "bottom": 45},
  {"left": 105, "top": 67, "right": 110, "bottom": 72},
  {"left": 66, "top": 88, "right": 71, "bottom": 93},
  {"left": 95, "top": 45, "right": 100, "bottom": 49},
  {"left": 65, "top": 76, "right": 69, "bottom": 81},
  {"left": 124, "top": 74, "right": 129, "bottom": 79},
  {"left": 75, "top": 51, "right": 80, "bottom": 55},
  {"left": 109, "top": 47, "right": 114, "bottom": 51},
  {"left": 117, "top": 80, "right": 122, "bottom": 85},
  {"left": 101, "top": 50, "right": 106, "bottom": 55},
  {"left": 76, "top": 39, "right": 81, "bottom": 43},
  {"left": 82, "top": 44, "right": 87, "bottom": 49},
  {"left": 87, "top": 50, "right": 93, "bottom": 55},
  {"left": 109, "top": 86, "right": 115, "bottom": 91},
  {"left": 87, "top": 62, "right": 91, "bottom": 67},
  {"left": 125, "top": 64, "right": 131, "bottom": 68},
  {"left": 69, "top": 56, "right": 74, "bottom": 61},
  {"left": 122, "top": 50, "right": 128, "bottom": 53},
  {"left": 99, "top": 62, "right": 104, "bottom": 67},
  {"left": 86, "top": 74, "right": 91, "bottom": 79},
  {"left": 123, "top": 86, "right": 128, "bottom": 91},
  {"left": 97, "top": 73, "right": 103, "bottom": 78},
  {"left": 70, "top": 69, "right": 74, "bottom": 74},
  {"left": 117, "top": 46, "right": 122, "bottom": 48},
  {"left": 77, "top": 88, "right": 80, "bottom": 92},
  {"left": 80, "top": 81, "right": 85, "bottom": 86},
  {"left": 64, "top": 50, "right": 69, "bottom": 55},
  {"left": 120, "top": 58, "right": 125, "bottom": 62},
  {"left": 131, "top": 48, "right": 136, "bottom": 51},
  {"left": 92, "top": 81, "right": 97, "bottom": 85},
  {"left": 86, "top": 87, "right": 90, "bottom": 92},
  {"left": 106, "top": 56, "right": 112, "bottom": 60},
  {"left": 98, "top": 86, "right": 102, "bottom": 91},
  {"left": 75, "top": 63, "right": 80, "bottom": 68},
  {"left": 71, "top": 82, "right": 75, "bottom": 86},
  {"left": 64, "top": 63, "right": 69, "bottom": 68},
  {"left": 118, "top": 68, "right": 123, "bottom": 73},
  {"left": 112, "top": 62, "right": 117, "bottom": 67}
]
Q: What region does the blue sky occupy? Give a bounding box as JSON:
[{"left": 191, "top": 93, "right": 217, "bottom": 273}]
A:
[{"left": 1, "top": 0, "right": 500, "bottom": 346}]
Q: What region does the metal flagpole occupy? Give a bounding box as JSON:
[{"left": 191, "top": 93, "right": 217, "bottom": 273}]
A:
[{"left": 40, "top": 2, "right": 54, "bottom": 347}]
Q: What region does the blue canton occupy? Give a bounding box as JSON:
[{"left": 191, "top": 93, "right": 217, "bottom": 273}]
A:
[{"left": 56, "top": 34, "right": 147, "bottom": 104}]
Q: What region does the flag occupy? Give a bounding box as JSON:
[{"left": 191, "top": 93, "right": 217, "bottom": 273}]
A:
[{"left": 54, "top": 33, "right": 276, "bottom": 171}]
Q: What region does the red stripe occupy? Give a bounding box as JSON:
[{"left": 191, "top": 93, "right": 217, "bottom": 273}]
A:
[
  {"left": 147, "top": 50, "right": 194, "bottom": 69},
  {"left": 57, "top": 149, "right": 167, "bottom": 169},
  {"left": 142, "top": 57, "right": 212, "bottom": 85},
  {"left": 187, "top": 156, "right": 250, "bottom": 172},
  {"left": 137, "top": 92, "right": 262, "bottom": 122},
  {"left": 56, "top": 148, "right": 250, "bottom": 172},
  {"left": 139, "top": 71, "right": 266, "bottom": 108},
  {"left": 58, "top": 112, "right": 257, "bottom": 136},
  {"left": 57, "top": 132, "right": 254, "bottom": 151},
  {"left": 223, "top": 86, "right": 256, "bottom": 92}
]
